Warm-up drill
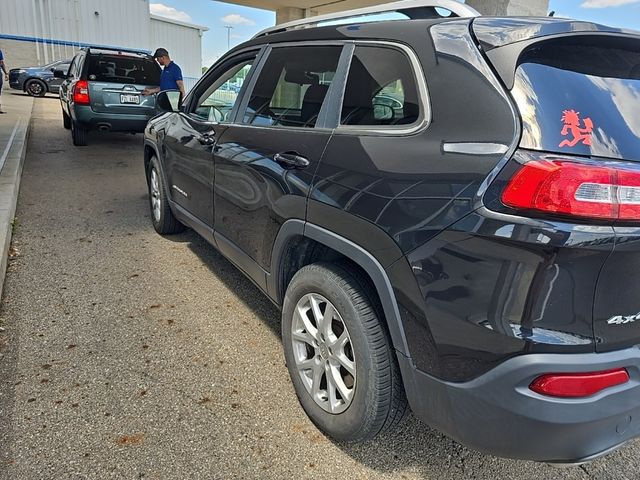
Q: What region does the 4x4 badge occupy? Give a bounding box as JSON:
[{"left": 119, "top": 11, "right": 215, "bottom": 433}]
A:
[
  {"left": 607, "top": 313, "right": 640, "bottom": 325},
  {"left": 559, "top": 109, "right": 593, "bottom": 148}
]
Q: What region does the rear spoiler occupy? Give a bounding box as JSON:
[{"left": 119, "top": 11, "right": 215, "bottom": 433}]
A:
[{"left": 472, "top": 17, "right": 640, "bottom": 89}]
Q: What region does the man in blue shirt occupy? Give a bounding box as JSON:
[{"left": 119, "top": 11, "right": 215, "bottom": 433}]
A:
[
  {"left": 142, "top": 48, "right": 185, "bottom": 100},
  {"left": 0, "top": 49, "right": 8, "bottom": 114}
]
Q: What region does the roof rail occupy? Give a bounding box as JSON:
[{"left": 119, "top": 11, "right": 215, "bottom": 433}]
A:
[
  {"left": 253, "top": 0, "right": 480, "bottom": 38},
  {"left": 84, "top": 46, "right": 151, "bottom": 56}
]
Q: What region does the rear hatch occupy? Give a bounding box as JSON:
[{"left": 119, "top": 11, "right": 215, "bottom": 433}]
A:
[
  {"left": 86, "top": 52, "right": 160, "bottom": 115},
  {"left": 475, "top": 21, "right": 640, "bottom": 350}
]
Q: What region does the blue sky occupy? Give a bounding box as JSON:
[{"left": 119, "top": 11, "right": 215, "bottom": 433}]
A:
[{"left": 149, "top": 0, "right": 640, "bottom": 68}]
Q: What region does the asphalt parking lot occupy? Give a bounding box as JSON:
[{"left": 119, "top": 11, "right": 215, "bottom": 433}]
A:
[{"left": 1, "top": 97, "right": 639, "bottom": 480}]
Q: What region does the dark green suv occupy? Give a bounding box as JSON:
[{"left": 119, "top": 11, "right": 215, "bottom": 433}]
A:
[{"left": 56, "top": 47, "right": 161, "bottom": 146}]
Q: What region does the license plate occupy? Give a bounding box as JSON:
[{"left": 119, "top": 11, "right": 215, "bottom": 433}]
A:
[{"left": 120, "top": 94, "right": 140, "bottom": 104}]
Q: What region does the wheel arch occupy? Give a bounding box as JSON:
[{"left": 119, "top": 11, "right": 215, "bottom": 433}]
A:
[
  {"left": 24, "top": 77, "right": 48, "bottom": 92},
  {"left": 270, "top": 220, "right": 411, "bottom": 357},
  {"left": 143, "top": 140, "right": 158, "bottom": 175}
]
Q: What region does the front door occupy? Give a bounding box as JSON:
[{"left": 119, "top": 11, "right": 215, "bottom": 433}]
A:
[
  {"left": 162, "top": 52, "right": 259, "bottom": 227},
  {"left": 214, "top": 44, "right": 346, "bottom": 271}
]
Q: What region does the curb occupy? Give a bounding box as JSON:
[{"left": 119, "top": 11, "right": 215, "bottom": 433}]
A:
[{"left": 0, "top": 98, "right": 34, "bottom": 302}]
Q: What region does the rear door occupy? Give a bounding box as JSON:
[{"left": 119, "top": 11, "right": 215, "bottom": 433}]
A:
[
  {"left": 213, "top": 44, "right": 347, "bottom": 272},
  {"left": 86, "top": 52, "right": 160, "bottom": 115}
]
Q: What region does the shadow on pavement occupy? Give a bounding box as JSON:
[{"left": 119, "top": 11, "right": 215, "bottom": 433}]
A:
[{"left": 160, "top": 227, "right": 545, "bottom": 478}]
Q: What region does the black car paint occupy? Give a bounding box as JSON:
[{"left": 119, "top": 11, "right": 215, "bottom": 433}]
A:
[{"left": 144, "top": 16, "right": 640, "bottom": 462}]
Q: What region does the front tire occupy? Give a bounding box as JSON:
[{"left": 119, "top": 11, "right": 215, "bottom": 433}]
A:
[
  {"left": 147, "top": 156, "right": 185, "bottom": 235},
  {"left": 25, "top": 79, "right": 47, "bottom": 97},
  {"left": 282, "top": 263, "right": 408, "bottom": 442}
]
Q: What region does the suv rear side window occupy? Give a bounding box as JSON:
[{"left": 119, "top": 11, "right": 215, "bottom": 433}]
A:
[
  {"left": 340, "top": 46, "right": 420, "bottom": 127},
  {"left": 87, "top": 54, "right": 160, "bottom": 85},
  {"left": 242, "top": 46, "right": 342, "bottom": 128},
  {"left": 512, "top": 37, "right": 640, "bottom": 161}
]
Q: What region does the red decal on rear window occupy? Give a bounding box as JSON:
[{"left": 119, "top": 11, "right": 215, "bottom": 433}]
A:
[{"left": 559, "top": 109, "right": 593, "bottom": 148}]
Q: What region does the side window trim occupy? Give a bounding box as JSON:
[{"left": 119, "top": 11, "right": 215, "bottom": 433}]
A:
[
  {"left": 335, "top": 41, "right": 431, "bottom": 136},
  {"left": 317, "top": 43, "right": 354, "bottom": 129}
]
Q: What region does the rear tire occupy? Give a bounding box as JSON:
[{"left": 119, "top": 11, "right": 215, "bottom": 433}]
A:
[
  {"left": 25, "top": 79, "right": 47, "bottom": 97},
  {"left": 62, "top": 110, "right": 71, "bottom": 130},
  {"left": 282, "top": 262, "right": 408, "bottom": 442},
  {"left": 71, "top": 121, "right": 88, "bottom": 146},
  {"left": 147, "top": 156, "right": 185, "bottom": 235}
]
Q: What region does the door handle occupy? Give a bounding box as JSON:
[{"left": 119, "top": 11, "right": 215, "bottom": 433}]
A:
[
  {"left": 274, "top": 152, "right": 310, "bottom": 169},
  {"left": 198, "top": 134, "right": 216, "bottom": 146}
]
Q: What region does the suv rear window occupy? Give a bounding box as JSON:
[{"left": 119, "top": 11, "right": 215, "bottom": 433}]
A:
[
  {"left": 87, "top": 54, "right": 160, "bottom": 86},
  {"left": 512, "top": 37, "right": 640, "bottom": 161}
]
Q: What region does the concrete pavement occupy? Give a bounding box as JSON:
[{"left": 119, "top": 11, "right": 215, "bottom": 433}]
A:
[
  {"left": 0, "top": 91, "right": 33, "bottom": 302},
  {"left": 1, "top": 95, "right": 639, "bottom": 480}
]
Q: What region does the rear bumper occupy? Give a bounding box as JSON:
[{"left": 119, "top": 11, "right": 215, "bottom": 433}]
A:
[
  {"left": 72, "top": 105, "right": 151, "bottom": 132},
  {"left": 399, "top": 346, "right": 640, "bottom": 462}
]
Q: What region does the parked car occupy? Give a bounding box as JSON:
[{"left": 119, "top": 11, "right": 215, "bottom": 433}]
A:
[
  {"left": 56, "top": 47, "right": 161, "bottom": 146},
  {"left": 9, "top": 59, "right": 71, "bottom": 97},
  {"left": 143, "top": 0, "right": 640, "bottom": 465}
]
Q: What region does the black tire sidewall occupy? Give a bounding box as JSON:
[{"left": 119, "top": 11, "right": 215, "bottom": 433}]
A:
[
  {"left": 282, "top": 264, "right": 384, "bottom": 441},
  {"left": 62, "top": 110, "right": 71, "bottom": 129},
  {"left": 71, "top": 121, "right": 87, "bottom": 146}
]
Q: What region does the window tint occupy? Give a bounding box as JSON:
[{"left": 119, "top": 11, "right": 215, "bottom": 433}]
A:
[
  {"left": 242, "top": 46, "right": 342, "bottom": 128},
  {"left": 87, "top": 54, "right": 160, "bottom": 85},
  {"left": 340, "top": 46, "right": 420, "bottom": 127},
  {"left": 192, "top": 60, "right": 254, "bottom": 123},
  {"left": 512, "top": 38, "right": 640, "bottom": 161}
]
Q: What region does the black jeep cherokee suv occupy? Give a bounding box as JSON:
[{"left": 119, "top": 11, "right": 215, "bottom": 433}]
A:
[{"left": 143, "top": 1, "right": 640, "bottom": 464}]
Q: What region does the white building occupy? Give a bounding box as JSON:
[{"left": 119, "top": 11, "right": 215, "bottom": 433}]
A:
[{"left": 0, "top": 0, "right": 207, "bottom": 80}]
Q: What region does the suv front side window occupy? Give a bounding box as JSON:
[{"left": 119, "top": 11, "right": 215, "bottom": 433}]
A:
[
  {"left": 67, "top": 56, "right": 80, "bottom": 79},
  {"left": 191, "top": 60, "right": 254, "bottom": 123},
  {"left": 241, "top": 46, "right": 342, "bottom": 128},
  {"left": 340, "top": 46, "right": 421, "bottom": 127}
]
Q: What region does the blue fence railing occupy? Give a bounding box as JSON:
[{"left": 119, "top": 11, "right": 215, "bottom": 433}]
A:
[{"left": 183, "top": 77, "right": 200, "bottom": 93}]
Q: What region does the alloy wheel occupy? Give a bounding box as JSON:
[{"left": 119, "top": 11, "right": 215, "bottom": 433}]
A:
[
  {"left": 28, "top": 82, "right": 44, "bottom": 96},
  {"left": 291, "top": 293, "right": 356, "bottom": 414},
  {"left": 150, "top": 168, "right": 161, "bottom": 222}
]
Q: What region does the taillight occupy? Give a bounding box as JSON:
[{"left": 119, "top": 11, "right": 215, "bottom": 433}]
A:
[
  {"left": 501, "top": 156, "right": 640, "bottom": 221},
  {"left": 530, "top": 368, "right": 629, "bottom": 398},
  {"left": 73, "top": 80, "right": 90, "bottom": 105}
]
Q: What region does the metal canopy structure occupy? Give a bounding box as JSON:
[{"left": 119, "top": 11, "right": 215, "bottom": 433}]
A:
[
  {"left": 254, "top": 0, "right": 480, "bottom": 38},
  {"left": 217, "top": 0, "right": 549, "bottom": 24}
]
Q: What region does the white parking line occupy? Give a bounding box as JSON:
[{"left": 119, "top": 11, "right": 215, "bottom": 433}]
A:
[{"left": 0, "top": 118, "right": 22, "bottom": 174}]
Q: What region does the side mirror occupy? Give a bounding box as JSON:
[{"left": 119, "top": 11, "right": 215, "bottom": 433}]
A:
[
  {"left": 53, "top": 69, "right": 67, "bottom": 79},
  {"left": 156, "top": 90, "right": 182, "bottom": 113},
  {"left": 50, "top": 67, "right": 55, "bottom": 72}
]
